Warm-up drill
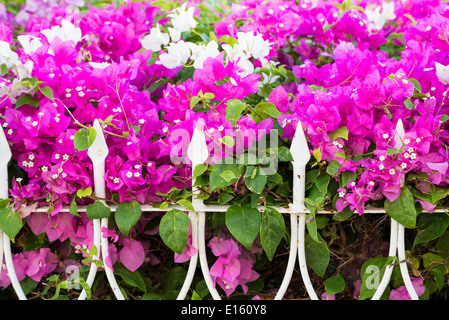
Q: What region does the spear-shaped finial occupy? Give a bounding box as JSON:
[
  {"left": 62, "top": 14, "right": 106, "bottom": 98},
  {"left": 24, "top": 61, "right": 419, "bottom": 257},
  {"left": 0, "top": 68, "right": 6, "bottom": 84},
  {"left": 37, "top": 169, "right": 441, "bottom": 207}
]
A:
[{"left": 289, "top": 121, "right": 310, "bottom": 211}]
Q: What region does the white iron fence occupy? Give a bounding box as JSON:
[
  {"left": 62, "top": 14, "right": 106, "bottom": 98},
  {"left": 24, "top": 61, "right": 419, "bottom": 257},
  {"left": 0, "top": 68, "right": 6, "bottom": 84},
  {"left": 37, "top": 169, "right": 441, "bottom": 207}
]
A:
[{"left": 0, "top": 118, "right": 440, "bottom": 300}]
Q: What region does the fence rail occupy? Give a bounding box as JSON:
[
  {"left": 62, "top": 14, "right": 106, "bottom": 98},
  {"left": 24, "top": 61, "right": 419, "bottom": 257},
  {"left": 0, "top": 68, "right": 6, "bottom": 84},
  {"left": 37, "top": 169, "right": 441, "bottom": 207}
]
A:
[{"left": 0, "top": 119, "right": 444, "bottom": 300}]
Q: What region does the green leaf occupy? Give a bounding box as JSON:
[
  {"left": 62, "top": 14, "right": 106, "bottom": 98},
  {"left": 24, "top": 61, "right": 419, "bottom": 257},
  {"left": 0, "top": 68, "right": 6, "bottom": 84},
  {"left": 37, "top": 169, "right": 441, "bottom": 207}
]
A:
[
  {"left": 159, "top": 209, "right": 190, "bottom": 254},
  {"left": 220, "top": 170, "right": 236, "bottom": 182},
  {"left": 384, "top": 186, "right": 417, "bottom": 229},
  {"left": 359, "top": 256, "right": 396, "bottom": 300},
  {"left": 326, "top": 160, "right": 341, "bottom": 175},
  {"left": 408, "top": 78, "right": 421, "bottom": 93},
  {"left": 314, "top": 171, "right": 330, "bottom": 194},
  {"left": 404, "top": 98, "right": 414, "bottom": 110},
  {"left": 340, "top": 170, "right": 357, "bottom": 188},
  {"left": 309, "top": 85, "right": 327, "bottom": 92},
  {"left": 76, "top": 187, "right": 92, "bottom": 199},
  {"left": 437, "top": 231, "right": 449, "bottom": 260},
  {"left": 193, "top": 164, "right": 207, "bottom": 180},
  {"left": 251, "top": 102, "right": 276, "bottom": 124},
  {"left": 414, "top": 212, "right": 449, "bottom": 246},
  {"left": 0, "top": 199, "right": 10, "bottom": 208},
  {"left": 264, "top": 106, "right": 282, "bottom": 118},
  {"left": 219, "top": 192, "right": 234, "bottom": 204},
  {"left": 225, "top": 99, "right": 245, "bottom": 126},
  {"left": 114, "top": 263, "right": 146, "bottom": 292},
  {"left": 421, "top": 253, "right": 448, "bottom": 290},
  {"left": 387, "top": 147, "right": 399, "bottom": 155},
  {"left": 180, "top": 66, "right": 195, "bottom": 82},
  {"left": 190, "top": 96, "right": 201, "bottom": 109},
  {"left": 69, "top": 196, "right": 80, "bottom": 217},
  {"left": 39, "top": 86, "right": 54, "bottom": 101},
  {"left": 277, "top": 146, "right": 293, "bottom": 162},
  {"left": 209, "top": 163, "right": 245, "bottom": 191},
  {"left": 226, "top": 204, "right": 261, "bottom": 250},
  {"left": 77, "top": 277, "right": 92, "bottom": 300},
  {"left": 324, "top": 274, "right": 345, "bottom": 296},
  {"left": 328, "top": 126, "right": 349, "bottom": 140},
  {"left": 220, "top": 136, "right": 235, "bottom": 147},
  {"left": 306, "top": 213, "right": 319, "bottom": 243},
  {"left": 86, "top": 201, "right": 111, "bottom": 220},
  {"left": 15, "top": 94, "right": 39, "bottom": 108},
  {"left": 74, "top": 127, "right": 97, "bottom": 151},
  {"left": 313, "top": 147, "right": 322, "bottom": 162},
  {"left": 304, "top": 233, "right": 329, "bottom": 277},
  {"left": 115, "top": 200, "right": 142, "bottom": 236},
  {"left": 404, "top": 14, "right": 417, "bottom": 26},
  {"left": 244, "top": 166, "right": 267, "bottom": 194},
  {"left": 440, "top": 114, "right": 449, "bottom": 123},
  {"left": 0, "top": 64, "right": 10, "bottom": 75},
  {"left": 176, "top": 199, "right": 194, "bottom": 211},
  {"left": 219, "top": 35, "right": 238, "bottom": 47},
  {"left": 191, "top": 291, "right": 202, "bottom": 300},
  {"left": 0, "top": 206, "right": 22, "bottom": 239},
  {"left": 410, "top": 184, "right": 449, "bottom": 205},
  {"left": 260, "top": 206, "right": 285, "bottom": 261}
]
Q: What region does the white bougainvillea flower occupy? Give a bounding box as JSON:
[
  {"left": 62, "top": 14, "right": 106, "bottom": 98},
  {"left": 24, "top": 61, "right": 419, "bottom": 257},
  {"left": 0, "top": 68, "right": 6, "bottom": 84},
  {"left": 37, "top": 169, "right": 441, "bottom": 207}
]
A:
[
  {"left": 41, "top": 20, "right": 82, "bottom": 45},
  {"left": 236, "top": 31, "right": 272, "bottom": 59},
  {"left": 17, "top": 35, "right": 43, "bottom": 55},
  {"left": 435, "top": 62, "right": 449, "bottom": 84},
  {"left": 222, "top": 32, "right": 271, "bottom": 77},
  {"left": 15, "top": 60, "right": 34, "bottom": 80},
  {"left": 187, "top": 40, "right": 220, "bottom": 69},
  {"left": 365, "top": 2, "right": 396, "bottom": 31},
  {"left": 0, "top": 41, "right": 20, "bottom": 70},
  {"left": 140, "top": 24, "right": 169, "bottom": 52},
  {"left": 167, "top": 3, "right": 198, "bottom": 33},
  {"left": 222, "top": 42, "right": 254, "bottom": 77},
  {"left": 381, "top": 2, "right": 396, "bottom": 20},
  {"left": 168, "top": 27, "right": 181, "bottom": 42},
  {"left": 222, "top": 43, "right": 247, "bottom": 63},
  {"left": 158, "top": 40, "right": 190, "bottom": 69}
]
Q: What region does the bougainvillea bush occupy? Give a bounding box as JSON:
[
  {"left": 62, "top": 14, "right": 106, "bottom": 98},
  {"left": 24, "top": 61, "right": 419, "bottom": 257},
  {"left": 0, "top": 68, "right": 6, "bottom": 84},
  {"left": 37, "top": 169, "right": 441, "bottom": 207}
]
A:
[{"left": 0, "top": 0, "right": 448, "bottom": 300}]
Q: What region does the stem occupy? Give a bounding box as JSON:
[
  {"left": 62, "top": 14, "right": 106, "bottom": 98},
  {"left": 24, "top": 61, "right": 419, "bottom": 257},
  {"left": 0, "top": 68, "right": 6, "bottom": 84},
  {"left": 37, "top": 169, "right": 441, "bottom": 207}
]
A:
[{"left": 0, "top": 82, "right": 19, "bottom": 105}]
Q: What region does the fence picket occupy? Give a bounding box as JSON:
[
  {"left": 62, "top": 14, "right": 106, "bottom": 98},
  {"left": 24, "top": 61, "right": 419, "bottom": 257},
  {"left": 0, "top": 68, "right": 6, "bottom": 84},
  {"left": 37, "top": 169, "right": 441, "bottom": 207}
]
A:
[
  {"left": 275, "top": 122, "right": 318, "bottom": 300},
  {"left": 0, "top": 125, "right": 26, "bottom": 300},
  {"left": 181, "top": 119, "right": 221, "bottom": 300},
  {"left": 372, "top": 119, "right": 419, "bottom": 300},
  {"left": 80, "top": 119, "right": 125, "bottom": 300}
]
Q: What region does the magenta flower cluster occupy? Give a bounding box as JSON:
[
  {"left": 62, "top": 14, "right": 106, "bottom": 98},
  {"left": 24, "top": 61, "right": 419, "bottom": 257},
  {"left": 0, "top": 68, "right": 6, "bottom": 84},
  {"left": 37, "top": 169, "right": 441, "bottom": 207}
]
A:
[{"left": 0, "top": 0, "right": 447, "bottom": 299}]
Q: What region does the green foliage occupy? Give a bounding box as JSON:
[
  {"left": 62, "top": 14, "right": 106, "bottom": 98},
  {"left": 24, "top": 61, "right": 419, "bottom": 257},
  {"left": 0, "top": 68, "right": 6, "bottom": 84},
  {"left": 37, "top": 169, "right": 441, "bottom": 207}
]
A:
[
  {"left": 0, "top": 199, "right": 22, "bottom": 239},
  {"left": 304, "top": 233, "right": 330, "bottom": 277},
  {"left": 74, "top": 127, "right": 97, "bottom": 151},
  {"left": 159, "top": 208, "right": 191, "bottom": 254},
  {"left": 115, "top": 200, "right": 142, "bottom": 236},
  {"left": 260, "top": 206, "right": 284, "bottom": 260},
  {"left": 86, "top": 201, "right": 111, "bottom": 220},
  {"left": 324, "top": 274, "right": 345, "bottom": 296},
  {"left": 226, "top": 204, "right": 261, "bottom": 250},
  {"left": 384, "top": 187, "right": 417, "bottom": 229}
]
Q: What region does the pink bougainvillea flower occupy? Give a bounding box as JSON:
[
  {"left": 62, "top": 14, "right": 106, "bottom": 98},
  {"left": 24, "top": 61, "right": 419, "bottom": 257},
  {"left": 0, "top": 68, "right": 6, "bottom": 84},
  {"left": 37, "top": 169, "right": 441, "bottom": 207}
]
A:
[
  {"left": 102, "top": 226, "right": 119, "bottom": 243},
  {"left": 119, "top": 238, "right": 145, "bottom": 272},
  {"left": 208, "top": 236, "right": 259, "bottom": 296},
  {"left": 389, "top": 278, "right": 425, "bottom": 300},
  {"left": 321, "top": 292, "right": 336, "bottom": 300}
]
